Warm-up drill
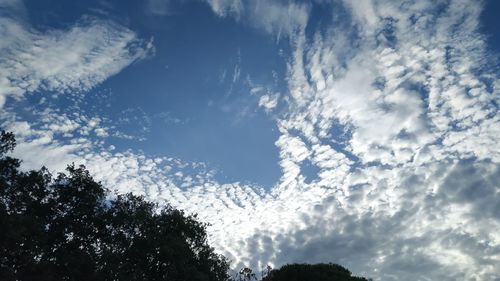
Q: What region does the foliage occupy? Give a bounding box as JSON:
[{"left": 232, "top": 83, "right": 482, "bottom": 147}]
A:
[
  {"left": 0, "top": 130, "right": 230, "bottom": 281},
  {"left": 262, "top": 263, "right": 369, "bottom": 281}
]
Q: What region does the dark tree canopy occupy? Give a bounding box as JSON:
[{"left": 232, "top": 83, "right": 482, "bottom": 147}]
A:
[
  {"left": 0, "top": 130, "right": 230, "bottom": 281},
  {"left": 262, "top": 263, "right": 368, "bottom": 281}
]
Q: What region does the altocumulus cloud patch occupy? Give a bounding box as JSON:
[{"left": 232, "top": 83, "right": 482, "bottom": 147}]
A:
[{"left": 1, "top": 0, "right": 499, "bottom": 280}]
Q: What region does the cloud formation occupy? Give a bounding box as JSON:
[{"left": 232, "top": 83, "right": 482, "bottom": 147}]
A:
[
  {"left": 256, "top": 0, "right": 499, "bottom": 279},
  {"left": 0, "top": 1, "right": 153, "bottom": 107},
  {"left": 204, "top": 0, "right": 309, "bottom": 40},
  {"left": 1, "top": 0, "right": 499, "bottom": 280}
]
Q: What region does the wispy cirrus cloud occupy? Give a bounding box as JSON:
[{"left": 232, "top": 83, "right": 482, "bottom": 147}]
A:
[{"left": 204, "top": 0, "right": 309, "bottom": 40}]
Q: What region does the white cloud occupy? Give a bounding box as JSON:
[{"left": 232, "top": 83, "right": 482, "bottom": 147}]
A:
[
  {"left": 204, "top": 0, "right": 310, "bottom": 39},
  {"left": 262, "top": 0, "right": 500, "bottom": 279},
  {"left": 205, "top": 0, "right": 244, "bottom": 18},
  {"left": 0, "top": 6, "right": 153, "bottom": 108},
  {"left": 146, "top": 0, "right": 171, "bottom": 16},
  {"left": 258, "top": 94, "right": 279, "bottom": 111}
]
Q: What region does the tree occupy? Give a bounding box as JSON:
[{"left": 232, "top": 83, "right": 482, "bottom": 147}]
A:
[
  {"left": 262, "top": 263, "right": 368, "bottom": 281},
  {"left": 235, "top": 267, "right": 258, "bottom": 281},
  {"left": 0, "top": 130, "right": 230, "bottom": 281}
]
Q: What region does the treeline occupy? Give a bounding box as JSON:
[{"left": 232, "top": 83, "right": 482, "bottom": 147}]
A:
[
  {"left": 234, "top": 264, "right": 369, "bottom": 281},
  {"left": 0, "top": 130, "right": 368, "bottom": 281}
]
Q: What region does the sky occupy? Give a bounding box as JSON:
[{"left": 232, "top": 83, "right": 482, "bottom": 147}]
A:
[{"left": 1, "top": 0, "right": 499, "bottom": 280}]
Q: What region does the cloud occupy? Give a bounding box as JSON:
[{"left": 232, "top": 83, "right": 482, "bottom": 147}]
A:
[
  {"left": 205, "top": 0, "right": 244, "bottom": 18},
  {"left": 258, "top": 0, "right": 500, "bottom": 279},
  {"left": 204, "top": 0, "right": 310, "bottom": 39},
  {"left": 258, "top": 94, "right": 279, "bottom": 111},
  {"left": 146, "top": 0, "right": 172, "bottom": 16},
  {"left": 0, "top": 4, "right": 154, "bottom": 108}
]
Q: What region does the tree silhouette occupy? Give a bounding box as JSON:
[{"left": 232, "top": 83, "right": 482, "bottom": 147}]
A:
[
  {"left": 262, "top": 263, "right": 368, "bottom": 281},
  {"left": 0, "top": 130, "right": 230, "bottom": 281}
]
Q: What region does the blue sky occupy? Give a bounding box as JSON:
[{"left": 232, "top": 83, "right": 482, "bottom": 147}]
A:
[
  {"left": 1, "top": 0, "right": 500, "bottom": 280},
  {"left": 19, "top": 0, "right": 289, "bottom": 186}
]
